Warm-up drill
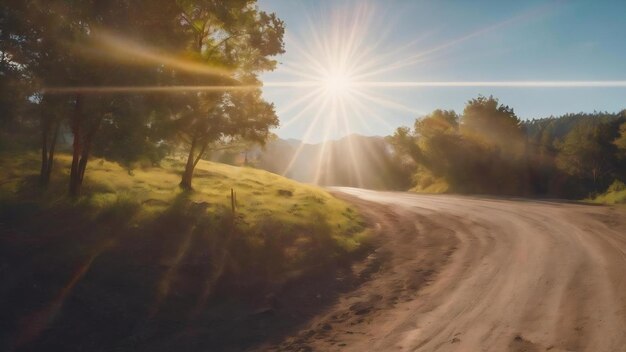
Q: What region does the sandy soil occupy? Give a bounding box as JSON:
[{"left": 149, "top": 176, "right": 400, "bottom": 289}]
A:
[{"left": 265, "top": 188, "right": 626, "bottom": 352}]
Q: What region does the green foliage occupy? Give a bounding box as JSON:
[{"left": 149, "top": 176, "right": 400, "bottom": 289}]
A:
[
  {"left": 591, "top": 180, "right": 626, "bottom": 204},
  {"left": 393, "top": 96, "right": 626, "bottom": 198},
  {"left": 462, "top": 96, "right": 523, "bottom": 150},
  {"left": 1, "top": 0, "right": 285, "bottom": 194},
  {"left": 392, "top": 96, "right": 528, "bottom": 195},
  {"left": 615, "top": 121, "right": 626, "bottom": 156},
  {"left": 607, "top": 179, "right": 626, "bottom": 193},
  {"left": 410, "top": 167, "right": 449, "bottom": 193},
  {"left": 555, "top": 121, "right": 618, "bottom": 190}
]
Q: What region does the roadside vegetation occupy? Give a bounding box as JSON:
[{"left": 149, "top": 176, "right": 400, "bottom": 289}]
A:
[
  {"left": 389, "top": 96, "right": 626, "bottom": 202},
  {"left": 590, "top": 180, "right": 626, "bottom": 205},
  {"left": 0, "top": 2, "right": 376, "bottom": 350},
  {"left": 0, "top": 152, "right": 367, "bottom": 350}
]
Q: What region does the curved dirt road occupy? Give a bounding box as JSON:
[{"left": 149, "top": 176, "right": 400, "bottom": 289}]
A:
[{"left": 271, "top": 188, "right": 626, "bottom": 352}]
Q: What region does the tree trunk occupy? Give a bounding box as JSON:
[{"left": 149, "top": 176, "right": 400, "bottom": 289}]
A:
[
  {"left": 180, "top": 136, "right": 209, "bottom": 190},
  {"left": 180, "top": 136, "right": 197, "bottom": 190},
  {"left": 45, "top": 121, "right": 60, "bottom": 183},
  {"left": 40, "top": 117, "right": 50, "bottom": 186},
  {"left": 39, "top": 94, "right": 63, "bottom": 188},
  {"left": 193, "top": 141, "right": 208, "bottom": 169},
  {"left": 69, "top": 95, "right": 83, "bottom": 197},
  {"left": 69, "top": 94, "right": 104, "bottom": 197},
  {"left": 78, "top": 148, "right": 90, "bottom": 184},
  {"left": 39, "top": 119, "right": 60, "bottom": 187}
]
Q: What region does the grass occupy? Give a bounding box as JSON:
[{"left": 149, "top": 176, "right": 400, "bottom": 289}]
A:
[
  {"left": 590, "top": 180, "right": 626, "bottom": 205},
  {"left": 0, "top": 152, "right": 365, "bottom": 247},
  {"left": 409, "top": 169, "right": 450, "bottom": 193},
  {"left": 0, "top": 152, "right": 369, "bottom": 351}
]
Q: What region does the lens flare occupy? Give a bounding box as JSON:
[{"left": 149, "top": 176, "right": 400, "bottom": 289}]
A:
[{"left": 322, "top": 71, "right": 352, "bottom": 96}]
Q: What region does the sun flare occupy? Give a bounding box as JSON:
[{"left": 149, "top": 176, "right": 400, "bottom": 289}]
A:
[
  {"left": 270, "top": 2, "right": 622, "bottom": 185},
  {"left": 272, "top": 2, "right": 427, "bottom": 150},
  {"left": 321, "top": 71, "right": 353, "bottom": 96}
]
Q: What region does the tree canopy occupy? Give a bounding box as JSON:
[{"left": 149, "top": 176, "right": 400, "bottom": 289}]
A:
[
  {"left": 1, "top": 0, "right": 285, "bottom": 194},
  {"left": 391, "top": 96, "right": 625, "bottom": 197}
]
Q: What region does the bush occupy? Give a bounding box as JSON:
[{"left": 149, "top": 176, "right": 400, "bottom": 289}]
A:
[{"left": 607, "top": 180, "right": 626, "bottom": 193}]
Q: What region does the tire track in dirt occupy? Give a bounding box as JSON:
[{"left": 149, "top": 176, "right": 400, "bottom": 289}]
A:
[{"left": 263, "top": 189, "right": 626, "bottom": 352}]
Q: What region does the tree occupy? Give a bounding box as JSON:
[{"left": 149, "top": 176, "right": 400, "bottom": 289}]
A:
[
  {"left": 460, "top": 96, "right": 528, "bottom": 194},
  {"left": 177, "top": 89, "right": 279, "bottom": 189},
  {"left": 388, "top": 126, "right": 421, "bottom": 164},
  {"left": 3, "top": 0, "right": 284, "bottom": 195},
  {"left": 614, "top": 122, "right": 626, "bottom": 155},
  {"left": 389, "top": 110, "right": 465, "bottom": 192},
  {"left": 173, "top": 1, "right": 285, "bottom": 189},
  {"left": 556, "top": 122, "right": 618, "bottom": 191},
  {"left": 390, "top": 97, "right": 534, "bottom": 195},
  {"left": 0, "top": 2, "right": 67, "bottom": 184},
  {"left": 461, "top": 95, "right": 525, "bottom": 156},
  {"left": 65, "top": 0, "right": 189, "bottom": 196},
  {"left": 1, "top": 1, "right": 173, "bottom": 192},
  {"left": 38, "top": 95, "right": 67, "bottom": 186}
]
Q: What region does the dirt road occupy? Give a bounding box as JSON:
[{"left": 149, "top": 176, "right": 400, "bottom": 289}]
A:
[{"left": 270, "top": 188, "right": 626, "bottom": 352}]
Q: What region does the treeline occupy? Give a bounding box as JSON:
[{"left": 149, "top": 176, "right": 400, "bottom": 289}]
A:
[
  {"left": 0, "top": 0, "right": 284, "bottom": 196},
  {"left": 390, "top": 96, "right": 626, "bottom": 198}
]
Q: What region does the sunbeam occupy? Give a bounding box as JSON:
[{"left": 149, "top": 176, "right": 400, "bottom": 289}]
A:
[
  {"left": 41, "top": 85, "right": 258, "bottom": 94},
  {"left": 278, "top": 90, "right": 326, "bottom": 129},
  {"left": 338, "top": 98, "right": 364, "bottom": 187},
  {"left": 282, "top": 97, "right": 332, "bottom": 176},
  {"left": 90, "top": 30, "right": 234, "bottom": 78}
]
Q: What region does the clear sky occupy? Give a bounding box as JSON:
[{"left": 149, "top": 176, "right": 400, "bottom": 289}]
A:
[{"left": 257, "top": 0, "right": 626, "bottom": 143}]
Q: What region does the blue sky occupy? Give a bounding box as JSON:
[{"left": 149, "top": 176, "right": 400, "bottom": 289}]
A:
[{"left": 258, "top": 0, "right": 626, "bottom": 142}]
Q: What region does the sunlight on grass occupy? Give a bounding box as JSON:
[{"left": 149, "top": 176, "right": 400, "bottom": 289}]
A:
[
  {"left": 0, "top": 152, "right": 367, "bottom": 252},
  {"left": 590, "top": 180, "right": 626, "bottom": 205}
]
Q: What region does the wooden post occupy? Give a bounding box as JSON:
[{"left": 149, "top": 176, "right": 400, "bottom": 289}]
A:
[{"left": 231, "top": 188, "right": 235, "bottom": 214}]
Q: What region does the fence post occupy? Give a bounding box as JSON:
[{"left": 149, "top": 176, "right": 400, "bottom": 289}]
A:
[{"left": 231, "top": 188, "right": 236, "bottom": 214}]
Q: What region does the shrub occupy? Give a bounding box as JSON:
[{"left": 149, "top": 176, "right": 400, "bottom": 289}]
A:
[{"left": 607, "top": 180, "right": 626, "bottom": 193}]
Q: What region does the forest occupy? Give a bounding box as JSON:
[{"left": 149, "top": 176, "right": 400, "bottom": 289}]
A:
[{"left": 389, "top": 96, "right": 626, "bottom": 201}]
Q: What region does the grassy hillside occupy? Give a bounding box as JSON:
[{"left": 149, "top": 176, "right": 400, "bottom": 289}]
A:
[
  {"left": 0, "top": 153, "right": 368, "bottom": 351},
  {"left": 0, "top": 153, "right": 365, "bottom": 244}
]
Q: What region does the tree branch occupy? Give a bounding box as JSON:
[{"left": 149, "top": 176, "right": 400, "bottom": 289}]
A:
[
  {"left": 193, "top": 140, "right": 209, "bottom": 168},
  {"left": 206, "top": 33, "right": 245, "bottom": 57}
]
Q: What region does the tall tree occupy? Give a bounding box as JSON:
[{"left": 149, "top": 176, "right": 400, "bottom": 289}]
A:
[
  {"left": 614, "top": 121, "right": 626, "bottom": 155},
  {"left": 0, "top": 1, "right": 67, "bottom": 183},
  {"left": 174, "top": 1, "right": 285, "bottom": 189},
  {"left": 461, "top": 95, "right": 525, "bottom": 156},
  {"left": 556, "top": 122, "right": 618, "bottom": 191}
]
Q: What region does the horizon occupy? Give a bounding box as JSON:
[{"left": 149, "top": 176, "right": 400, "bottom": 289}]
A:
[{"left": 259, "top": 0, "right": 626, "bottom": 143}]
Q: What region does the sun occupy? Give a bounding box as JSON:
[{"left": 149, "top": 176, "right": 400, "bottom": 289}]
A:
[
  {"left": 321, "top": 70, "right": 353, "bottom": 96},
  {"left": 271, "top": 2, "right": 427, "bottom": 183},
  {"left": 271, "top": 2, "right": 416, "bottom": 144}
]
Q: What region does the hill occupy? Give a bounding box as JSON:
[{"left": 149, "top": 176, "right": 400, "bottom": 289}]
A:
[
  {"left": 0, "top": 153, "right": 369, "bottom": 351},
  {"left": 215, "top": 134, "right": 413, "bottom": 190}
]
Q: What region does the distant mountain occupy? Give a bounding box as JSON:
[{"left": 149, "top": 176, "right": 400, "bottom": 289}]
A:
[
  {"left": 210, "top": 134, "right": 411, "bottom": 190},
  {"left": 252, "top": 134, "right": 412, "bottom": 190}
]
